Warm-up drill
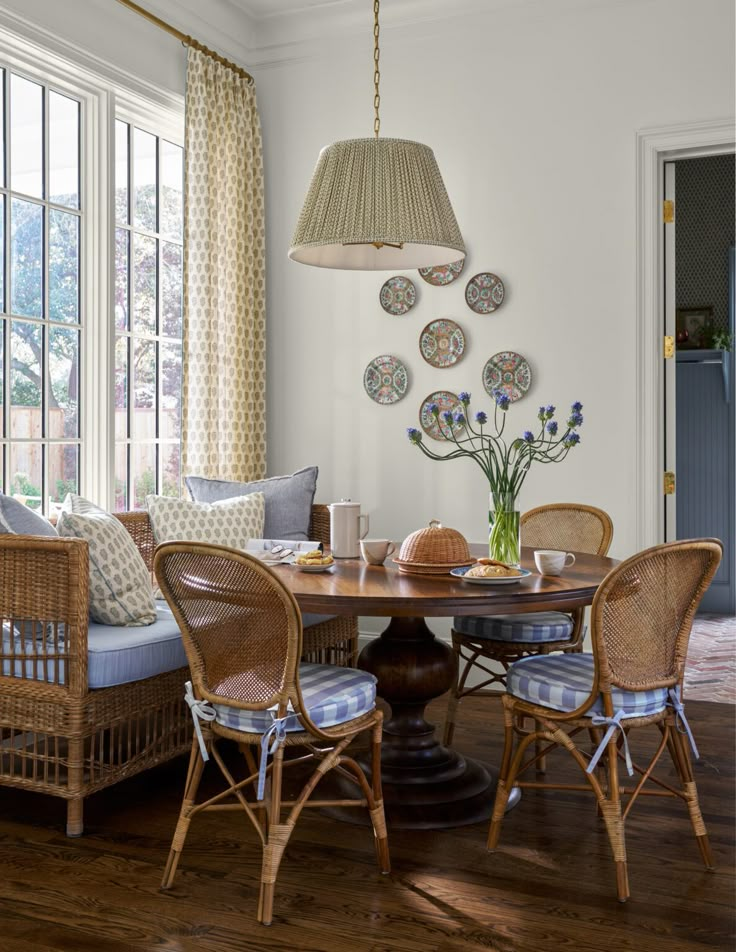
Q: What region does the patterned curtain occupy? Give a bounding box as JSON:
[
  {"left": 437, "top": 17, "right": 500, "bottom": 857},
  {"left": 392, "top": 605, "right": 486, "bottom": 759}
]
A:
[{"left": 182, "top": 48, "right": 266, "bottom": 482}]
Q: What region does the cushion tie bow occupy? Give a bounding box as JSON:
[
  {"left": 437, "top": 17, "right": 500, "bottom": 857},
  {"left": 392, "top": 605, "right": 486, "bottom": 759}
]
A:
[
  {"left": 184, "top": 680, "right": 216, "bottom": 761},
  {"left": 257, "top": 715, "right": 289, "bottom": 801},
  {"left": 667, "top": 685, "right": 699, "bottom": 760},
  {"left": 587, "top": 709, "right": 633, "bottom": 776}
]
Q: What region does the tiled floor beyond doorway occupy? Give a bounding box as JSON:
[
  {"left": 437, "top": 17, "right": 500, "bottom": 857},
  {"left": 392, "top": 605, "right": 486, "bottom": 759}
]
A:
[{"left": 685, "top": 614, "right": 736, "bottom": 702}]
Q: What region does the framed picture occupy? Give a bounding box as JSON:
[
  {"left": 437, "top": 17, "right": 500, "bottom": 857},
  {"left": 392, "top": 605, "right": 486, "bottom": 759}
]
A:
[{"left": 676, "top": 306, "right": 713, "bottom": 348}]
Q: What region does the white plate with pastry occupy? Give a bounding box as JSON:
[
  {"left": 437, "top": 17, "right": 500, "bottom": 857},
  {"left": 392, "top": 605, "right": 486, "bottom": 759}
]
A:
[
  {"left": 293, "top": 549, "right": 335, "bottom": 573},
  {"left": 450, "top": 563, "right": 532, "bottom": 585}
]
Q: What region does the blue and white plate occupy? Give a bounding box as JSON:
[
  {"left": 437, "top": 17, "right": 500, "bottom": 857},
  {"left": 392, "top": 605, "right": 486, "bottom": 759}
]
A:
[{"left": 450, "top": 565, "right": 532, "bottom": 585}]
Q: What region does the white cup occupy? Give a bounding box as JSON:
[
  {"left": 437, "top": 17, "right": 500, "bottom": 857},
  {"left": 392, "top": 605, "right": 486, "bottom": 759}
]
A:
[
  {"left": 360, "top": 539, "right": 396, "bottom": 566},
  {"left": 534, "top": 549, "right": 576, "bottom": 576}
]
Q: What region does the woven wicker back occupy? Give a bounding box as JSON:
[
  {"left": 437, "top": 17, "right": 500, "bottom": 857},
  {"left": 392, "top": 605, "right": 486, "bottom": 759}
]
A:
[
  {"left": 154, "top": 543, "right": 302, "bottom": 711},
  {"left": 591, "top": 539, "right": 722, "bottom": 692},
  {"left": 521, "top": 504, "right": 613, "bottom": 556}
]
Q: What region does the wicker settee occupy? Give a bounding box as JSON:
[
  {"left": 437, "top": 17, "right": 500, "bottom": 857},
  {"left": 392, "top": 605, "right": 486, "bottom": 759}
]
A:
[{"left": 0, "top": 504, "right": 356, "bottom": 836}]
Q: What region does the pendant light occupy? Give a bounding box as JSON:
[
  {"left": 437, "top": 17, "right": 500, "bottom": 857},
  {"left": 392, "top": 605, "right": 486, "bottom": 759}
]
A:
[{"left": 289, "top": 0, "right": 465, "bottom": 271}]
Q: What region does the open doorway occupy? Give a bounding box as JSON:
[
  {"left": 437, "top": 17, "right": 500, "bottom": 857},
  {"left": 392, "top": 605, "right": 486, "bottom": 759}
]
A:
[{"left": 662, "top": 151, "right": 735, "bottom": 701}]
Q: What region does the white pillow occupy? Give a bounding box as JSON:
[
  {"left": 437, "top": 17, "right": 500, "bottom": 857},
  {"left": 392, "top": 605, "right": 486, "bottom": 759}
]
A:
[
  {"left": 146, "top": 492, "right": 265, "bottom": 552},
  {"left": 57, "top": 495, "right": 157, "bottom": 627}
]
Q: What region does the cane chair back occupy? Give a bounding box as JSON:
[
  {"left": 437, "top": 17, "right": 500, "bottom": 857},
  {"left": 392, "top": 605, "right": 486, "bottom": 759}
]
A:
[
  {"left": 590, "top": 539, "right": 722, "bottom": 695},
  {"left": 155, "top": 543, "right": 302, "bottom": 716},
  {"left": 521, "top": 503, "right": 613, "bottom": 557}
]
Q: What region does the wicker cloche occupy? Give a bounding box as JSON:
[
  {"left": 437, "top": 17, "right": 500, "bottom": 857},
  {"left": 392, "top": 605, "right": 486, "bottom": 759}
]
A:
[{"left": 394, "top": 519, "right": 474, "bottom": 575}]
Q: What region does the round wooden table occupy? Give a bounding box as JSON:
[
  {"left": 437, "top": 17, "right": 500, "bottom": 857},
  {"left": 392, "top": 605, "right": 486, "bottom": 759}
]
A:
[{"left": 280, "top": 545, "right": 617, "bottom": 829}]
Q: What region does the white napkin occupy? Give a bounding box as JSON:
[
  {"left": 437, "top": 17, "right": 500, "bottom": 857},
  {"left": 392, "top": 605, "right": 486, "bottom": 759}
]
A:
[{"left": 246, "top": 539, "right": 321, "bottom": 564}]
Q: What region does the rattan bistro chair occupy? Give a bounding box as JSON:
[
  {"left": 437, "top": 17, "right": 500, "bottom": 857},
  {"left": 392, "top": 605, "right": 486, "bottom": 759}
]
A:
[
  {"left": 487, "top": 539, "right": 722, "bottom": 902},
  {"left": 444, "top": 504, "right": 613, "bottom": 746},
  {"left": 154, "top": 542, "right": 390, "bottom": 926}
]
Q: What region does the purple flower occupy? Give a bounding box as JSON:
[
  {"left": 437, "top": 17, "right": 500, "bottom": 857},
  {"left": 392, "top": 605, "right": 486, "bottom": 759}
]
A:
[
  {"left": 428, "top": 403, "right": 439, "bottom": 417},
  {"left": 475, "top": 410, "right": 488, "bottom": 425},
  {"left": 406, "top": 427, "right": 422, "bottom": 444},
  {"left": 442, "top": 410, "right": 454, "bottom": 424},
  {"left": 568, "top": 411, "right": 584, "bottom": 428},
  {"left": 538, "top": 406, "right": 547, "bottom": 422},
  {"left": 494, "top": 389, "right": 510, "bottom": 410},
  {"left": 546, "top": 420, "right": 558, "bottom": 436},
  {"left": 454, "top": 411, "right": 466, "bottom": 425},
  {"left": 522, "top": 430, "right": 535, "bottom": 443},
  {"left": 564, "top": 431, "right": 581, "bottom": 447},
  {"left": 458, "top": 391, "right": 471, "bottom": 405},
  {"left": 572, "top": 401, "right": 583, "bottom": 412},
  {"left": 545, "top": 404, "right": 556, "bottom": 418}
]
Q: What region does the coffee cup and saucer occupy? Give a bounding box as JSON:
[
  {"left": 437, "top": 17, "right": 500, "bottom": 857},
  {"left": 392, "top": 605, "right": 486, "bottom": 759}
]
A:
[{"left": 360, "top": 539, "right": 396, "bottom": 566}]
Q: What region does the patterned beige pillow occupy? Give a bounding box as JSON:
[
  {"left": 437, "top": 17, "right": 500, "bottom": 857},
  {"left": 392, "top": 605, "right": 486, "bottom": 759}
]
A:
[
  {"left": 57, "top": 495, "right": 157, "bottom": 627},
  {"left": 146, "top": 492, "right": 265, "bottom": 551}
]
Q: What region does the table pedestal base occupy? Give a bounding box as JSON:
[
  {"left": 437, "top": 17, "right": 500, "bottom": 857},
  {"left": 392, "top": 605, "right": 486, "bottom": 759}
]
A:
[{"left": 326, "top": 616, "right": 518, "bottom": 830}]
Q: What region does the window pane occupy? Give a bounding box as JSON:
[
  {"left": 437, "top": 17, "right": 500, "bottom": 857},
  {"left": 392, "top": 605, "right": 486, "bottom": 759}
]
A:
[
  {"left": 0, "top": 194, "right": 4, "bottom": 312},
  {"left": 161, "top": 442, "right": 180, "bottom": 497},
  {"left": 11, "top": 320, "right": 42, "bottom": 438},
  {"left": 134, "top": 234, "right": 157, "bottom": 334},
  {"left": 49, "top": 209, "right": 79, "bottom": 323},
  {"left": 114, "top": 442, "right": 128, "bottom": 512},
  {"left": 115, "top": 120, "right": 129, "bottom": 225},
  {"left": 0, "top": 320, "right": 4, "bottom": 436},
  {"left": 10, "top": 74, "right": 43, "bottom": 199},
  {"left": 49, "top": 326, "right": 79, "bottom": 438},
  {"left": 161, "top": 140, "right": 183, "bottom": 239},
  {"left": 134, "top": 127, "right": 157, "bottom": 232},
  {"left": 115, "top": 336, "right": 128, "bottom": 441},
  {"left": 49, "top": 91, "right": 79, "bottom": 208},
  {"left": 11, "top": 199, "right": 43, "bottom": 317},
  {"left": 161, "top": 342, "right": 181, "bottom": 440},
  {"left": 10, "top": 443, "right": 42, "bottom": 510},
  {"left": 48, "top": 443, "right": 78, "bottom": 507},
  {"left": 132, "top": 442, "right": 156, "bottom": 509},
  {"left": 161, "top": 241, "right": 182, "bottom": 337},
  {"left": 115, "top": 228, "right": 129, "bottom": 331},
  {"left": 0, "top": 68, "right": 4, "bottom": 187},
  {"left": 134, "top": 337, "right": 156, "bottom": 417}
]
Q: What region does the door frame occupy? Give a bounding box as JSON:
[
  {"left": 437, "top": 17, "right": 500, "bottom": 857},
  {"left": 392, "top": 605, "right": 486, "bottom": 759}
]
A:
[{"left": 635, "top": 118, "right": 735, "bottom": 550}]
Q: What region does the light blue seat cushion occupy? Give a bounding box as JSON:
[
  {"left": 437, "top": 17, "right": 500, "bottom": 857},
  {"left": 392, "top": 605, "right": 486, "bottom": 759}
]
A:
[
  {"left": 507, "top": 654, "right": 668, "bottom": 718},
  {"left": 454, "top": 612, "right": 574, "bottom": 643},
  {"left": 186, "top": 467, "right": 318, "bottom": 541},
  {"left": 213, "top": 663, "right": 376, "bottom": 734}
]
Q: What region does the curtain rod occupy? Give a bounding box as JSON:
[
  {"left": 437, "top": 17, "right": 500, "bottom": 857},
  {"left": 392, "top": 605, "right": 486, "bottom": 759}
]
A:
[{"left": 114, "top": 0, "right": 254, "bottom": 85}]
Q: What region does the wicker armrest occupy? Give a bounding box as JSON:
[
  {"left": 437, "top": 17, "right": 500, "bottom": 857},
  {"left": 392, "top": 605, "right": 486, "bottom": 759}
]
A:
[{"left": 0, "top": 535, "right": 90, "bottom": 696}]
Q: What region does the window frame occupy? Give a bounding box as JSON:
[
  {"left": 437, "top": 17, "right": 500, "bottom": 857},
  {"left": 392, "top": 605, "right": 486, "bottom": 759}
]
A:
[{"left": 0, "top": 20, "right": 184, "bottom": 513}]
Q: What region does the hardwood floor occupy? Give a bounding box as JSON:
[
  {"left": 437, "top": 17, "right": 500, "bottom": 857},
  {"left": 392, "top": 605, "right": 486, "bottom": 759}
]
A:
[{"left": 0, "top": 696, "right": 733, "bottom": 952}]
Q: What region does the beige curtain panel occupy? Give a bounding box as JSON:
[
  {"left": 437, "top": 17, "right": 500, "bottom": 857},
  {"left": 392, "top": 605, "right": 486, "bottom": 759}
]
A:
[{"left": 182, "top": 48, "right": 266, "bottom": 483}]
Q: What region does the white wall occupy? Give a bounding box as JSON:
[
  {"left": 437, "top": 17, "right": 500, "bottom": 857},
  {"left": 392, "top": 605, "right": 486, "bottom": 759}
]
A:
[{"left": 259, "top": 0, "right": 735, "bottom": 577}]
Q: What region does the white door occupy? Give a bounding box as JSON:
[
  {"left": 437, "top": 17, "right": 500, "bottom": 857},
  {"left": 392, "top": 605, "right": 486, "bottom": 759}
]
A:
[{"left": 663, "top": 161, "right": 677, "bottom": 541}]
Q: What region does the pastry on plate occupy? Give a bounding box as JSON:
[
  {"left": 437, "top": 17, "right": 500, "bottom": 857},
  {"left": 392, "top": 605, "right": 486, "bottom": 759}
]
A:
[
  {"left": 466, "top": 561, "right": 521, "bottom": 578},
  {"left": 295, "top": 550, "right": 335, "bottom": 567}
]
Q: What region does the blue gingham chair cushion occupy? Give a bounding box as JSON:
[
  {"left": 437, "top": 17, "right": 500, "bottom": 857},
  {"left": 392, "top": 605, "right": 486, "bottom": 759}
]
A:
[
  {"left": 454, "top": 612, "right": 575, "bottom": 644},
  {"left": 213, "top": 663, "right": 377, "bottom": 734},
  {"left": 507, "top": 654, "right": 668, "bottom": 717}
]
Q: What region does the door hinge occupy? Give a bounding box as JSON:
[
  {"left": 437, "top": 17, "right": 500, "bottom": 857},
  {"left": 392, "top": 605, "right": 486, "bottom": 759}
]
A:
[
  {"left": 663, "top": 199, "right": 675, "bottom": 224},
  {"left": 664, "top": 335, "right": 675, "bottom": 359},
  {"left": 664, "top": 471, "right": 675, "bottom": 495}
]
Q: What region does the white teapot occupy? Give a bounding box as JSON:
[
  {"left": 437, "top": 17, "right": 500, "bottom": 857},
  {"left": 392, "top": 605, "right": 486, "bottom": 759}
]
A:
[{"left": 328, "top": 499, "right": 369, "bottom": 558}]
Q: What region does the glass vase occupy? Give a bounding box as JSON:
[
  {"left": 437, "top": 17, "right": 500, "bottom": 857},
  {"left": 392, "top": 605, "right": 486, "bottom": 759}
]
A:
[{"left": 488, "top": 492, "right": 521, "bottom": 567}]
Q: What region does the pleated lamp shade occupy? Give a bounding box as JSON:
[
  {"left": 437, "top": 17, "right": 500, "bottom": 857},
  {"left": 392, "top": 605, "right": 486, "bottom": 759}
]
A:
[{"left": 289, "top": 137, "right": 466, "bottom": 271}]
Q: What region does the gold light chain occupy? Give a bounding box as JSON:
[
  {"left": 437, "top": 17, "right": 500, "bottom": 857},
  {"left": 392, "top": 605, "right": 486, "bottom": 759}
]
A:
[{"left": 373, "top": 0, "right": 381, "bottom": 137}]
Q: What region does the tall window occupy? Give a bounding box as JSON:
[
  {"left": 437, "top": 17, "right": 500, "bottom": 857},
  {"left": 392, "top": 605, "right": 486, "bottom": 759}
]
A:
[
  {"left": 114, "top": 120, "right": 183, "bottom": 511},
  {"left": 0, "top": 67, "right": 81, "bottom": 511}
]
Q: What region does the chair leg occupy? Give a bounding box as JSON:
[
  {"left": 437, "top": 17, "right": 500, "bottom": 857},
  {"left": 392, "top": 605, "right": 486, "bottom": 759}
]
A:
[
  {"left": 66, "top": 736, "right": 85, "bottom": 837},
  {"left": 370, "top": 721, "right": 390, "bottom": 874},
  {"left": 161, "top": 739, "right": 206, "bottom": 890},
  {"left": 598, "top": 733, "right": 629, "bottom": 902},
  {"left": 487, "top": 704, "right": 517, "bottom": 851},
  {"left": 258, "top": 746, "right": 289, "bottom": 926},
  {"left": 534, "top": 726, "right": 547, "bottom": 774},
  {"left": 443, "top": 633, "right": 463, "bottom": 746},
  {"left": 66, "top": 796, "right": 84, "bottom": 837},
  {"left": 668, "top": 725, "right": 714, "bottom": 870}
]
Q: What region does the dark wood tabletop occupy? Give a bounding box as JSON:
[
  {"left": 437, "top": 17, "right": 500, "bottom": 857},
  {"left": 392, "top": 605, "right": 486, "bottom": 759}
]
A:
[{"left": 281, "top": 545, "right": 618, "bottom": 617}]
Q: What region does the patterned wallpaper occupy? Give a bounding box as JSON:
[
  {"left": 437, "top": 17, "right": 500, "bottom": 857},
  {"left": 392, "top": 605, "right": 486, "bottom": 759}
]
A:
[{"left": 675, "top": 153, "right": 735, "bottom": 331}]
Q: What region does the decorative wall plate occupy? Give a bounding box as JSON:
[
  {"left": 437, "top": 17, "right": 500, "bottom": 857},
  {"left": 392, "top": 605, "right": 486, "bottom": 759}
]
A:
[
  {"left": 482, "top": 351, "right": 532, "bottom": 402},
  {"left": 418, "top": 259, "right": 465, "bottom": 286},
  {"left": 419, "top": 319, "right": 466, "bottom": 369},
  {"left": 419, "top": 390, "right": 465, "bottom": 441},
  {"left": 465, "top": 272, "right": 505, "bottom": 314},
  {"left": 363, "top": 354, "right": 409, "bottom": 405},
  {"left": 380, "top": 276, "right": 417, "bottom": 315}
]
